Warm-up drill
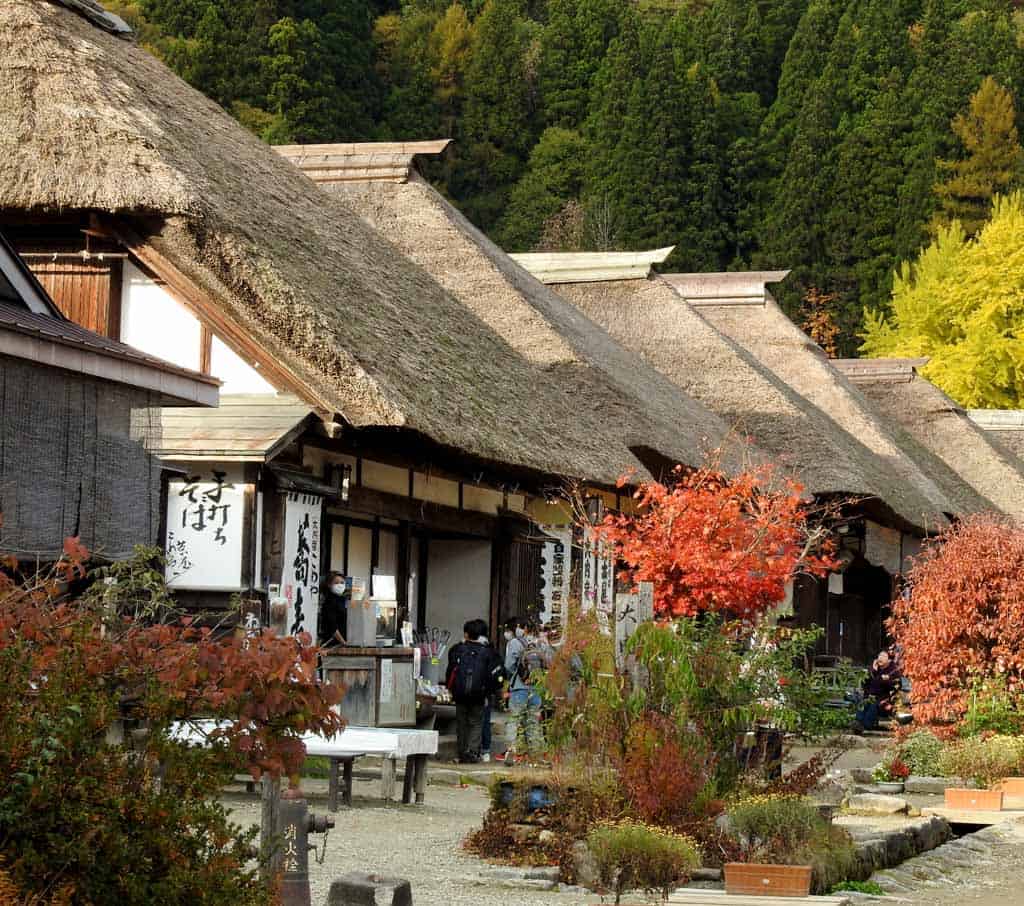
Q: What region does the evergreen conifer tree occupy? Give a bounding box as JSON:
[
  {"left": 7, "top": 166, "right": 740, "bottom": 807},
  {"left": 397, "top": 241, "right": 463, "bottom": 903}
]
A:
[
  {"left": 933, "top": 76, "right": 1024, "bottom": 236},
  {"left": 539, "top": 0, "right": 622, "bottom": 130},
  {"left": 454, "top": 0, "right": 539, "bottom": 228}
]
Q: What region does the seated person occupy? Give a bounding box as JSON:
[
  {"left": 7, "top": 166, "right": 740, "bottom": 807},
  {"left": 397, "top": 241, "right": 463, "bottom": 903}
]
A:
[{"left": 856, "top": 650, "right": 901, "bottom": 731}]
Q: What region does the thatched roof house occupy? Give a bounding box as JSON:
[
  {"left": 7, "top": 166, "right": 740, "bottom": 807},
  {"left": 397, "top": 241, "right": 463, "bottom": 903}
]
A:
[
  {"left": 0, "top": 1, "right": 729, "bottom": 488},
  {"left": 663, "top": 273, "right": 992, "bottom": 528},
  {"left": 516, "top": 257, "right": 954, "bottom": 528},
  {"left": 276, "top": 141, "right": 749, "bottom": 479},
  {"left": 834, "top": 360, "right": 1024, "bottom": 522},
  {"left": 512, "top": 254, "right": 962, "bottom": 532}
]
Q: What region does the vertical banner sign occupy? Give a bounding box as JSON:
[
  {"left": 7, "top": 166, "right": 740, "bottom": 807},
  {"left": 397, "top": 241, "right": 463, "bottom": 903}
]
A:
[
  {"left": 615, "top": 582, "right": 653, "bottom": 668},
  {"left": 281, "top": 492, "right": 322, "bottom": 642},
  {"left": 582, "top": 527, "right": 616, "bottom": 634},
  {"left": 581, "top": 527, "right": 596, "bottom": 614},
  {"left": 539, "top": 526, "right": 572, "bottom": 628},
  {"left": 165, "top": 471, "right": 244, "bottom": 590}
]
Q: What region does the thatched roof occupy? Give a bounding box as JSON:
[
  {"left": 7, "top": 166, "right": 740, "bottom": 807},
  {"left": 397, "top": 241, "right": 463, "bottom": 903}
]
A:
[
  {"left": 521, "top": 265, "right": 957, "bottom": 532},
  {"left": 833, "top": 360, "right": 1024, "bottom": 522},
  {"left": 968, "top": 410, "right": 1024, "bottom": 461},
  {"left": 0, "top": 1, "right": 726, "bottom": 486},
  {"left": 665, "top": 275, "right": 993, "bottom": 527},
  {"left": 276, "top": 142, "right": 749, "bottom": 478}
]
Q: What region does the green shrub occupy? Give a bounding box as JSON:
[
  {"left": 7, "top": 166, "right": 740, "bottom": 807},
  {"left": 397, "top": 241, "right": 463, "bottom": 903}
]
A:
[
  {"left": 937, "top": 735, "right": 1024, "bottom": 787},
  {"left": 726, "top": 795, "right": 823, "bottom": 858},
  {"left": 725, "top": 794, "right": 857, "bottom": 894},
  {"left": 961, "top": 677, "right": 1024, "bottom": 737},
  {"left": 587, "top": 820, "right": 701, "bottom": 904},
  {"left": 832, "top": 880, "right": 885, "bottom": 895},
  {"left": 898, "top": 731, "right": 945, "bottom": 776}
]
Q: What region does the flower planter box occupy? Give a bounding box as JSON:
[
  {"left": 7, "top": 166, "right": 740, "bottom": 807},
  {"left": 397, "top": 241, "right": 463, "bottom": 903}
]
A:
[
  {"left": 723, "top": 863, "right": 812, "bottom": 897},
  {"left": 944, "top": 787, "right": 1004, "bottom": 810},
  {"left": 996, "top": 777, "right": 1024, "bottom": 796},
  {"left": 876, "top": 781, "right": 905, "bottom": 794}
]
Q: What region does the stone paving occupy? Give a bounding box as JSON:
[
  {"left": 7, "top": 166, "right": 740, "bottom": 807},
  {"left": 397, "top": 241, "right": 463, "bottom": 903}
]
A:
[{"left": 869, "top": 817, "right": 1024, "bottom": 903}]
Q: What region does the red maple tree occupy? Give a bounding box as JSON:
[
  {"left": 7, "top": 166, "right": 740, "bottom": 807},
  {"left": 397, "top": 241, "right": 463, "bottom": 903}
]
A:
[
  {"left": 889, "top": 514, "right": 1024, "bottom": 727},
  {"left": 596, "top": 462, "right": 834, "bottom": 620}
]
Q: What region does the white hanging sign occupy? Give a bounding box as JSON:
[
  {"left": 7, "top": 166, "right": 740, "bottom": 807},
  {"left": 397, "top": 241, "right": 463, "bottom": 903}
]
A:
[
  {"left": 281, "top": 492, "right": 322, "bottom": 641},
  {"left": 539, "top": 525, "right": 572, "bottom": 628},
  {"left": 582, "top": 526, "right": 616, "bottom": 634},
  {"left": 165, "top": 471, "right": 245, "bottom": 590}
]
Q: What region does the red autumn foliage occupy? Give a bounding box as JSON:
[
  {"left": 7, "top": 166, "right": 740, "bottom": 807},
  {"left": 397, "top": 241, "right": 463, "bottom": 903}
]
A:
[
  {"left": 889, "top": 514, "right": 1024, "bottom": 728},
  {"left": 596, "top": 463, "right": 834, "bottom": 619},
  {"left": 0, "top": 541, "right": 343, "bottom": 779},
  {"left": 619, "top": 713, "right": 714, "bottom": 824}
]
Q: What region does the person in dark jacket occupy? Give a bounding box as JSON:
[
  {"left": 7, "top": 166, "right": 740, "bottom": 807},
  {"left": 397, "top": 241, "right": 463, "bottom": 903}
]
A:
[
  {"left": 856, "top": 650, "right": 901, "bottom": 731},
  {"left": 318, "top": 572, "right": 348, "bottom": 647},
  {"left": 447, "top": 619, "right": 502, "bottom": 763}
]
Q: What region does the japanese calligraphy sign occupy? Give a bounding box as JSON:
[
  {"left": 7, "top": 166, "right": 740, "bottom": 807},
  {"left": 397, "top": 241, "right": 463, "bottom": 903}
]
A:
[
  {"left": 615, "top": 581, "right": 654, "bottom": 667},
  {"left": 281, "top": 492, "right": 322, "bottom": 642},
  {"left": 539, "top": 525, "right": 572, "bottom": 630},
  {"left": 581, "top": 526, "right": 616, "bottom": 634},
  {"left": 165, "top": 472, "right": 244, "bottom": 590}
]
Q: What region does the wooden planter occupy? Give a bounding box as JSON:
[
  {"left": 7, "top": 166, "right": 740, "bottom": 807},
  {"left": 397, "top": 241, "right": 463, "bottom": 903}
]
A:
[
  {"left": 944, "top": 787, "right": 1004, "bottom": 810},
  {"left": 723, "top": 863, "right": 813, "bottom": 897},
  {"left": 996, "top": 777, "right": 1024, "bottom": 796}
]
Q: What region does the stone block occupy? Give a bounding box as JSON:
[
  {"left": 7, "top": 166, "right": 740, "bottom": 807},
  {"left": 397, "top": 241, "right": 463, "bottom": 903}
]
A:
[
  {"left": 571, "top": 841, "right": 600, "bottom": 892},
  {"left": 846, "top": 793, "right": 909, "bottom": 815},
  {"left": 328, "top": 873, "right": 412, "bottom": 906},
  {"left": 905, "top": 769, "right": 974, "bottom": 790},
  {"left": 509, "top": 823, "right": 538, "bottom": 843}
]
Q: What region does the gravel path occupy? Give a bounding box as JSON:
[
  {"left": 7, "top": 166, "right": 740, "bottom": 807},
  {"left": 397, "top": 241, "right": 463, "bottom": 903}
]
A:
[{"left": 224, "top": 775, "right": 591, "bottom": 906}]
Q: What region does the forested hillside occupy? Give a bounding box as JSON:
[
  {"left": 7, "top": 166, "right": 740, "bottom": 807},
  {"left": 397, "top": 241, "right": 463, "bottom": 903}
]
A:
[{"left": 109, "top": 0, "right": 1024, "bottom": 355}]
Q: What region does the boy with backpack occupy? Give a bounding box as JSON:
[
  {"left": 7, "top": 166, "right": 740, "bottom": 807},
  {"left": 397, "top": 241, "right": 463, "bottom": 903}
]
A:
[
  {"left": 501, "top": 617, "right": 551, "bottom": 761},
  {"left": 447, "top": 619, "right": 503, "bottom": 764}
]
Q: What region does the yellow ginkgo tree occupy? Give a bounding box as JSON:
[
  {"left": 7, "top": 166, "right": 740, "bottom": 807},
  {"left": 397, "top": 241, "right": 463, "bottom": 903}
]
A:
[{"left": 861, "top": 192, "right": 1024, "bottom": 408}]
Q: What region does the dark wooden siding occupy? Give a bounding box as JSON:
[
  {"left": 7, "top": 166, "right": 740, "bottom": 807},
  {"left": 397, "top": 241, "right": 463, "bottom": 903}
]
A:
[
  {"left": 25, "top": 257, "right": 121, "bottom": 337},
  {"left": 0, "top": 353, "right": 160, "bottom": 561}
]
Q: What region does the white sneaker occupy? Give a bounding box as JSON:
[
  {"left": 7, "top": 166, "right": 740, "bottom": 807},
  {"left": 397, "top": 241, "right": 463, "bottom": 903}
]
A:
[{"left": 481, "top": 753, "right": 491, "bottom": 763}]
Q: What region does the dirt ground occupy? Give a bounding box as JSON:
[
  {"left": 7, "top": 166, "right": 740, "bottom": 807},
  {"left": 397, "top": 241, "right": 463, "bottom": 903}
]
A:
[{"left": 225, "top": 775, "right": 590, "bottom": 906}]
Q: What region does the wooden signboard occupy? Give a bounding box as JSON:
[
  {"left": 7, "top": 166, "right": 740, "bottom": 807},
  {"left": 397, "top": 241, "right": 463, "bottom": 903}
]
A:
[{"left": 165, "top": 472, "right": 245, "bottom": 591}]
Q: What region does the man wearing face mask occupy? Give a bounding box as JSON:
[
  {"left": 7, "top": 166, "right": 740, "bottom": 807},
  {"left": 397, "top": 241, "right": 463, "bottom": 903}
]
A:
[{"left": 319, "top": 571, "right": 349, "bottom": 647}]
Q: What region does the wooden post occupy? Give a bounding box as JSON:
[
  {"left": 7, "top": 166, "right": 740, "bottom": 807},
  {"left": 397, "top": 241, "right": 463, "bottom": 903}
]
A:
[
  {"left": 342, "top": 757, "right": 354, "bottom": 807},
  {"left": 381, "top": 757, "right": 396, "bottom": 802},
  {"left": 401, "top": 755, "right": 415, "bottom": 804},
  {"left": 328, "top": 757, "right": 340, "bottom": 813},
  {"left": 413, "top": 754, "right": 428, "bottom": 805},
  {"left": 259, "top": 775, "right": 282, "bottom": 884}
]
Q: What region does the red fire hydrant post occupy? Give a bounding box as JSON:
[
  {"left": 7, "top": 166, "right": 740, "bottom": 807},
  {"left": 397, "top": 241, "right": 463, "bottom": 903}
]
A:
[{"left": 278, "top": 785, "right": 335, "bottom": 906}]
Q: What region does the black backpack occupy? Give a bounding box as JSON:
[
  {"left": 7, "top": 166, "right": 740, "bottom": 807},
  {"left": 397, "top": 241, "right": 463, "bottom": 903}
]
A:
[{"left": 448, "top": 643, "right": 490, "bottom": 704}]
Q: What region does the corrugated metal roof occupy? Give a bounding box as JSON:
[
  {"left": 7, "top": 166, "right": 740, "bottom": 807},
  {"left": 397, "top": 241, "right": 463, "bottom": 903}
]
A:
[
  {"left": 151, "top": 394, "right": 317, "bottom": 461},
  {"left": 275, "top": 141, "right": 451, "bottom": 184},
  {"left": 510, "top": 248, "right": 675, "bottom": 284},
  {"left": 663, "top": 271, "right": 791, "bottom": 305}
]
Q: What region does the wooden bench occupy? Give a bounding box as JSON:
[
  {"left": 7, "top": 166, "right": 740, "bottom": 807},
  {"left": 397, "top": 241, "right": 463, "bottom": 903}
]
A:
[{"left": 174, "top": 721, "right": 438, "bottom": 807}]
